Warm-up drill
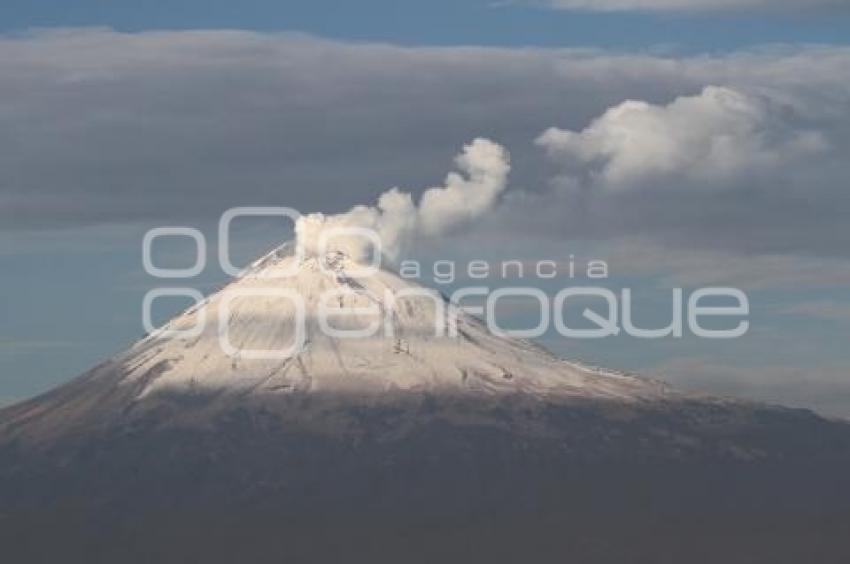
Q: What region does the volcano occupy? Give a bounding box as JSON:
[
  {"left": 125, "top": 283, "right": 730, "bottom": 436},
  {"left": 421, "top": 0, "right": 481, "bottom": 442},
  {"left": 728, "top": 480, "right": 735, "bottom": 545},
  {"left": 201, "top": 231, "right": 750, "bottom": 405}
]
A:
[{"left": 2, "top": 244, "right": 850, "bottom": 563}]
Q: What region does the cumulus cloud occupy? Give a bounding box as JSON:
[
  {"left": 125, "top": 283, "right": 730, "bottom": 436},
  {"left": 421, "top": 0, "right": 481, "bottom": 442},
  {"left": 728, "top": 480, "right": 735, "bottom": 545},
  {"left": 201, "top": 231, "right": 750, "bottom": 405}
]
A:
[
  {"left": 521, "top": 80, "right": 850, "bottom": 258},
  {"left": 295, "top": 138, "right": 510, "bottom": 261},
  {"left": 540, "top": 0, "right": 842, "bottom": 12},
  {"left": 536, "top": 85, "right": 828, "bottom": 191}
]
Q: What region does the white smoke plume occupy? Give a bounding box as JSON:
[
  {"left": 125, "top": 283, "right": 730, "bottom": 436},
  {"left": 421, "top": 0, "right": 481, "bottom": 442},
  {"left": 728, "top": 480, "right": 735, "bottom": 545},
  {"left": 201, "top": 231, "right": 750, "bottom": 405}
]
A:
[{"left": 295, "top": 138, "right": 510, "bottom": 263}]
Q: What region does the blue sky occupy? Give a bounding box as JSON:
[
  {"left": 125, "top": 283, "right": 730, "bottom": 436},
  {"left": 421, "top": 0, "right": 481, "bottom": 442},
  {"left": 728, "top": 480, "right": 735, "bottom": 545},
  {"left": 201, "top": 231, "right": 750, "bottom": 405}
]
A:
[
  {"left": 0, "top": 2, "right": 848, "bottom": 415},
  {"left": 3, "top": 0, "right": 849, "bottom": 50}
]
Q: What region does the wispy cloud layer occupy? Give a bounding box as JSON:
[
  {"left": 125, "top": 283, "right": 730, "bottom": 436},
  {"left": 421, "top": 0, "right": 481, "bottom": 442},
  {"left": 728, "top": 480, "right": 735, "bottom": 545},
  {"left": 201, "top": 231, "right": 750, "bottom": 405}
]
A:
[
  {"left": 654, "top": 358, "right": 850, "bottom": 418},
  {"left": 776, "top": 301, "right": 850, "bottom": 321},
  {"left": 0, "top": 29, "right": 848, "bottom": 262}
]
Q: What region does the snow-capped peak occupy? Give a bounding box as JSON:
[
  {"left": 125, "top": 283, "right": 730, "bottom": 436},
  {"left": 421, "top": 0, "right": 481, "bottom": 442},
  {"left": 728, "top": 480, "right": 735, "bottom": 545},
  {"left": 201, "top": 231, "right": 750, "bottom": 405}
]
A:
[{"left": 122, "top": 242, "right": 667, "bottom": 402}]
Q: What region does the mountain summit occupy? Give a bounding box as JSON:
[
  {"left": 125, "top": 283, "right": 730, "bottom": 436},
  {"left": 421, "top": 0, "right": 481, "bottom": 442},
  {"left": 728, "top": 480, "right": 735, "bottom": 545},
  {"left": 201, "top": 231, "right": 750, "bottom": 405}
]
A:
[{"left": 128, "top": 245, "right": 670, "bottom": 400}]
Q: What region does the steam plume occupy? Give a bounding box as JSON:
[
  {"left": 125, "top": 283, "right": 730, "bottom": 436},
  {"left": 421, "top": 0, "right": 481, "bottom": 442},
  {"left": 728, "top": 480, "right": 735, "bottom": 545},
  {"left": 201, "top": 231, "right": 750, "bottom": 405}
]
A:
[{"left": 295, "top": 138, "right": 510, "bottom": 262}]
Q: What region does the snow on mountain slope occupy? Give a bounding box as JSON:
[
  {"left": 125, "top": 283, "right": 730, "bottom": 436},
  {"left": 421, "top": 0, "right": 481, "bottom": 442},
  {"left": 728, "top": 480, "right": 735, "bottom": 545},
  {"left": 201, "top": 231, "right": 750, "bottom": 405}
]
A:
[
  {"left": 0, "top": 242, "right": 684, "bottom": 445},
  {"left": 122, "top": 243, "right": 669, "bottom": 403}
]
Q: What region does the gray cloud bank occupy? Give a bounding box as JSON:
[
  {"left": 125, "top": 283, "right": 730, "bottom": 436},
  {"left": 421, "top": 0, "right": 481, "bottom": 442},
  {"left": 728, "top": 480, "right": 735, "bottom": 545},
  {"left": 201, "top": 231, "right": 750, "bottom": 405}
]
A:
[{"left": 1, "top": 29, "right": 849, "bottom": 260}]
